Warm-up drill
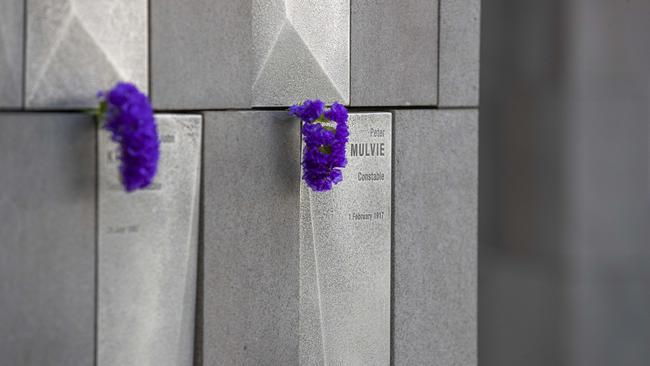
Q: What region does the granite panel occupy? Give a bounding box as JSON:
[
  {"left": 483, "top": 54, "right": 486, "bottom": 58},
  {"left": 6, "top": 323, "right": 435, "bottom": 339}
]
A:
[
  {"left": 25, "top": 0, "right": 147, "bottom": 108},
  {"left": 299, "top": 113, "right": 391, "bottom": 365},
  {"left": 351, "top": 0, "right": 438, "bottom": 106},
  {"left": 0, "top": 0, "right": 24, "bottom": 108},
  {"left": 0, "top": 113, "right": 95, "bottom": 365},
  {"left": 98, "top": 115, "right": 202, "bottom": 366},
  {"left": 439, "top": 0, "right": 481, "bottom": 106},
  {"left": 252, "top": 0, "right": 349, "bottom": 106},
  {"left": 393, "top": 109, "right": 478, "bottom": 366},
  {"left": 202, "top": 111, "right": 301, "bottom": 365},
  {"left": 151, "top": 0, "right": 251, "bottom": 109}
]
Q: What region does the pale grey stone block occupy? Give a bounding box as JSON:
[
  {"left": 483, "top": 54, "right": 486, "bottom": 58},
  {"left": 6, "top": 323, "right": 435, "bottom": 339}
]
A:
[
  {"left": 393, "top": 109, "right": 478, "bottom": 366},
  {"left": 202, "top": 111, "right": 301, "bottom": 365},
  {"left": 25, "top": 0, "right": 147, "bottom": 109},
  {"left": 0, "top": 0, "right": 23, "bottom": 108},
  {"left": 252, "top": 0, "right": 349, "bottom": 106},
  {"left": 351, "top": 0, "right": 438, "bottom": 106},
  {"left": 299, "top": 113, "right": 391, "bottom": 365},
  {"left": 0, "top": 113, "right": 95, "bottom": 366},
  {"left": 97, "top": 115, "right": 202, "bottom": 366},
  {"left": 439, "top": 0, "right": 481, "bottom": 107},
  {"left": 151, "top": 0, "right": 251, "bottom": 109}
]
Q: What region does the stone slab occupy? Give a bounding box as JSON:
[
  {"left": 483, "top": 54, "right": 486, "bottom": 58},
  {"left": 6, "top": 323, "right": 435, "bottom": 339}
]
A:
[
  {"left": 252, "top": 0, "right": 350, "bottom": 106},
  {"left": 25, "top": 0, "right": 147, "bottom": 109},
  {"left": 202, "top": 111, "right": 301, "bottom": 365},
  {"left": 0, "top": 0, "right": 24, "bottom": 108},
  {"left": 439, "top": 0, "right": 481, "bottom": 106},
  {"left": 0, "top": 113, "right": 95, "bottom": 366},
  {"left": 97, "top": 115, "right": 202, "bottom": 366},
  {"left": 299, "top": 113, "right": 391, "bottom": 365},
  {"left": 393, "top": 109, "right": 478, "bottom": 366},
  {"left": 351, "top": 0, "right": 438, "bottom": 106},
  {"left": 151, "top": 0, "right": 251, "bottom": 109}
]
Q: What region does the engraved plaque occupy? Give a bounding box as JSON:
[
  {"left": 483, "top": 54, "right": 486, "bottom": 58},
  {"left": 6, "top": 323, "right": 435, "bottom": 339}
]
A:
[
  {"left": 98, "top": 114, "right": 202, "bottom": 366},
  {"left": 299, "top": 113, "right": 391, "bottom": 365},
  {"left": 25, "top": 0, "right": 147, "bottom": 109},
  {"left": 252, "top": 0, "right": 350, "bottom": 106}
]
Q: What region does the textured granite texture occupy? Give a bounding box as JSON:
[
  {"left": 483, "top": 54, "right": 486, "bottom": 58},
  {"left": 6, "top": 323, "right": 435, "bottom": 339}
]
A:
[
  {"left": 351, "top": 0, "right": 438, "bottom": 106},
  {"left": 202, "top": 111, "right": 301, "bottom": 365},
  {"left": 393, "top": 109, "right": 478, "bottom": 366},
  {"left": 439, "top": 0, "right": 481, "bottom": 106},
  {"left": 98, "top": 115, "right": 202, "bottom": 366},
  {"left": 0, "top": 0, "right": 23, "bottom": 108},
  {"left": 25, "top": 0, "right": 147, "bottom": 109},
  {"left": 252, "top": 0, "right": 349, "bottom": 106},
  {"left": 151, "top": 0, "right": 251, "bottom": 109},
  {"left": 0, "top": 113, "right": 95, "bottom": 366},
  {"left": 299, "top": 113, "right": 391, "bottom": 365}
]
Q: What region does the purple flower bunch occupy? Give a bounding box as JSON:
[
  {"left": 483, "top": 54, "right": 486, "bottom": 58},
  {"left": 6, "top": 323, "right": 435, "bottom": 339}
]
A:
[
  {"left": 98, "top": 82, "right": 159, "bottom": 192},
  {"left": 290, "top": 99, "right": 349, "bottom": 191}
]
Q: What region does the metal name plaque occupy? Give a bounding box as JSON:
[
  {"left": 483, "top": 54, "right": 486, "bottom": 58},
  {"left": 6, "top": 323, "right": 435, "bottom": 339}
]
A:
[
  {"left": 299, "top": 112, "right": 391, "bottom": 365},
  {"left": 98, "top": 115, "right": 202, "bottom": 366}
]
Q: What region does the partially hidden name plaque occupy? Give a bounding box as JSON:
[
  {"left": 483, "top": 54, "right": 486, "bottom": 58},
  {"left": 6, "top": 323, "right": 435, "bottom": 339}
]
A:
[
  {"left": 299, "top": 112, "right": 391, "bottom": 365},
  {"left": 98, "top": 114, "right": 202, "bottom": 366}
]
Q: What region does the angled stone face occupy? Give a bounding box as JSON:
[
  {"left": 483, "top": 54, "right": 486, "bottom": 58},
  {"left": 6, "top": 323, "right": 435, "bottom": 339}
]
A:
[
  {"left": 252, "top": 0, "right": 350, "bottom": 106},
  {"left": 202, "top": 111, "right": 301, "bottom": 365},
  {"left": 0, "top": 113, "right": 95, "bottom": 366},
  {"left": 393, "top": 109, "right": 478, "bottom": 366},
  {"left": 25, "top": 0, "right": 147, "bottom": 109},
  {"left": 439, "top": 0, "right": 481, "bottom": 107},
  {"left": 98, "top": 115, "right": 202, "bottom": 366},
  {"left": 151, "top": 0, "right": 251, "bottom": 109},
  {"left": 351, "top": 0, "right": 438, "bottom": 106},
  {"left": 0, "top": 0, "right": 24, "bottom": 108},
  {"left": 299, "top": 113, "right": 391, "bottom": 365}
]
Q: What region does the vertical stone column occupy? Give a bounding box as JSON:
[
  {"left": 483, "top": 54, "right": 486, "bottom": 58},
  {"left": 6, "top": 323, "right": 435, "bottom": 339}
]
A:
[
  {"left": 393, "top": 110, "right": 478, "bottom": 366},
  {"left": 0, "top": 113, "right": 96, "bottom": 366},
  {"left": 0, "top": 0, "right": 24, "bottom": 108},
  {"left": 97, "top": 115, "right": 202, "bottom": 366}
]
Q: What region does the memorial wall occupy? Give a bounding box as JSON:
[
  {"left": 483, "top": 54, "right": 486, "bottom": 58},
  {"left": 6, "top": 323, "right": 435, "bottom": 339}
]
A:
[{"left": 0, "top": 0, "right": 479, "bottom": 365}]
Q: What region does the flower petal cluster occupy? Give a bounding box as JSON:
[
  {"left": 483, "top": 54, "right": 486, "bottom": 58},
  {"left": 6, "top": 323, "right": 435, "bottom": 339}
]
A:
[
  {"left": 290, "top": 100, "right": 349, "bottom": 191},
  {"left": 99, "top": 82, "right": 159, "bottom": 192}
]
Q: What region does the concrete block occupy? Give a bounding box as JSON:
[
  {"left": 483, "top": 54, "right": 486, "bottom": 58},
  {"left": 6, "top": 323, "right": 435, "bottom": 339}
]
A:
[
  {"left": 393, "top": 109, "right": 478, "bottom": 366},
  {"left": 202, "top": 111, "right": 301, "bottom": 365},
  {"left": 25, "top": 0, "right": 147, "bottom": 109},
  {"left": 252, "top": 0, "right": 349, "bottom": 106},
  {"left": 151, "top": 0, "right": 251, "bottom": 109},
  {"left": 351, "top": 0, "right": 438, "bottom": 106},
  {"left": 439, "top": 0, "right": 481, "bottom": 106},
  {"left": 0, "top": 112, "right": 96, "bottom": 366}
]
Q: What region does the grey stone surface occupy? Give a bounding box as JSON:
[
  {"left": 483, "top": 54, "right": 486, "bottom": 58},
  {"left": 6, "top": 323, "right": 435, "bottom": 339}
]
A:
[
  {"left": 0, "top": 113, "right": 95, "bottom": 366},
  {"left": 252, "top": 0, "right": 349, "bottom": 106},
  {"left": 393, "top": 109, "right": 478, "bottom": 366},
  {"left": 439, "top": 0, "right": 481, "bottom": 107},
  {"left": 0, "top": 0, "right": 23, "bottom": 108},
  {"left": 25, "top": 0, "right": 147, "bottom": 109},
  {"left": 98, "top": 115, "right": 202, "bottom": 366},
  {"left": 202, "top": 111, "right": 301, "bottom": 365},
  {"left": 351, "top": 0, "right": 438, "bottom": 106},
  {"left": 151, "top": 0, "right": 251, "bottom": 109},
  {"left": 299, "top": 113, "right": 391, "bottom": 365}
]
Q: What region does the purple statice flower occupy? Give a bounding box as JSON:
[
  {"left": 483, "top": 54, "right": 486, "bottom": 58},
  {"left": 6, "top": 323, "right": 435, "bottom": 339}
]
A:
[
  {"left": 290, "top": 100, "right": 349, "bottom": 191},
  {"left": 98, "top": 82, "right": 159, "bottom": 192},
  {"left": 289, "top": 99, "right": 325, "bottom": 123}
]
